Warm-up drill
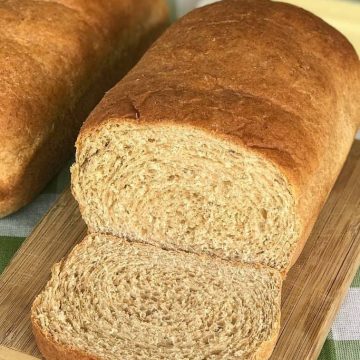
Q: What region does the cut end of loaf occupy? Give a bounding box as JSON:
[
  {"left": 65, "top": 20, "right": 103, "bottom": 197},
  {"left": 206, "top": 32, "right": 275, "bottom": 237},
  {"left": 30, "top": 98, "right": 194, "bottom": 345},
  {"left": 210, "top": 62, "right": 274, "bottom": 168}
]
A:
[
  {"left": 32, "top": 234, "right": 282, "bottom": 360},
  {"left": 72, "top": 122, "right": 299, "bottom": 271}
]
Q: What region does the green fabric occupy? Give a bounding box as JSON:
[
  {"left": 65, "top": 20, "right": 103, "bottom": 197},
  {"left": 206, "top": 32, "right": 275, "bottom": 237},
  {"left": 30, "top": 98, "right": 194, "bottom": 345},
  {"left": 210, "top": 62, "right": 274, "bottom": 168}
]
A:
[
  {"left": 351, "top": 269, "right": 360, "bottom": 287},
  {"left": 319, "top": 338, "right": 337, "bottom": 360},
  {"left": 0, "top": 236, "right": 23, "bottom": 273},
  {"left": 319, "top": 339, "right": 360, "bottom": 359}
]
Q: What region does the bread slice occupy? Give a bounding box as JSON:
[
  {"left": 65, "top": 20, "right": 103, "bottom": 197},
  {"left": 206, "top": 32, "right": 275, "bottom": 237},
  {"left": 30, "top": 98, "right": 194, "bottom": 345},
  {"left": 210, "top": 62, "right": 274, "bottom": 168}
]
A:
[
  {"left": 72, "top": 124, "right": 298, "bottom": 272},
  {"left": 32, "top": 234, "right": 282, "bottom": 360},
  {"left": 71, "top": 0, "right": 360, "bottom": 272}
]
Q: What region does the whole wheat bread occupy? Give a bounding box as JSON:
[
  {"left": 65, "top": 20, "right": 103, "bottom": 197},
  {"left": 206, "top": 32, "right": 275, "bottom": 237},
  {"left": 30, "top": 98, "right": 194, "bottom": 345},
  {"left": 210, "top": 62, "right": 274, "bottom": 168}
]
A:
[
  {"left": 72, "top": 0, "right": 360, "bottom": 272},
  {"left": 0, "top": 0, "right": 168, "bottom": 217},
  {"left": 32, "top": 234, "right": 282, "bottom": 360},
  {"left": 33, "top": 0, "right": 360, "bottom": 359}
]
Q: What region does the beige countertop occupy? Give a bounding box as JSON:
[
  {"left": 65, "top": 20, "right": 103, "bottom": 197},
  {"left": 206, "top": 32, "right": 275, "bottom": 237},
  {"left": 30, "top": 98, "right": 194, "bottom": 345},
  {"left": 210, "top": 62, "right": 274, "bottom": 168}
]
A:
[{"left": 283, "top": 0, "right": 360, "bottom": 53}]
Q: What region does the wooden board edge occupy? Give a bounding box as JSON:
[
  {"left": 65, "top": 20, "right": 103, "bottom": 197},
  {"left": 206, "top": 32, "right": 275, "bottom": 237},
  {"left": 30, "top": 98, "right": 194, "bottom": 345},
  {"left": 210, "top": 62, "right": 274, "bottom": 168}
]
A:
[
  {"left": 0, "top": 347, "right": 40, "bottom": 360},
  {"left": 308, "top": 148, "right": 360, "bottom": 359}
]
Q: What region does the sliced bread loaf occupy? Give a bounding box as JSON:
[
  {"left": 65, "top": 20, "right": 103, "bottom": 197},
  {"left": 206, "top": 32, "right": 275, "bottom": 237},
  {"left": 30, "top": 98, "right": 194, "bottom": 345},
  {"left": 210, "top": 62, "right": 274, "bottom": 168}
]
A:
[
  {"left": 71, "top": 0, "right": 360, "bottom": 272},
  {"left": 32, "top": 234, "right": 282, "bottom": 360}
]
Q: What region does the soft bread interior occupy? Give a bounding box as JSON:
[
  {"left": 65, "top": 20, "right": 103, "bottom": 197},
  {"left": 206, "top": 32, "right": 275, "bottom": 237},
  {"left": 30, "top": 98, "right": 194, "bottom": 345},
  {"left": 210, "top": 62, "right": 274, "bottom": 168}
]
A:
[
  {"left": 32, "top": 234, "right": 281, "bottom": 360},
  {"left": 72, "top": 123, "right": 298, "bottom": 271}
]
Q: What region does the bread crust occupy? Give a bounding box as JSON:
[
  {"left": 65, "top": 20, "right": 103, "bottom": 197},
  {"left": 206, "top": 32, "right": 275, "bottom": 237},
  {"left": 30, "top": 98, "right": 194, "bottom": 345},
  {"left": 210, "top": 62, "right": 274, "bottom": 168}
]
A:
[
  {"left": 0, "top": 0, "right": 169, "bottom": 217},
  {"left": 77, "top": 0, "right": 360, "bottom": 273},
  {"left": 32, "top": 317, "right": 279, "bottom": 360},
  {"left": 32, "top": 317, "right": 99, "bottom": 360},
  {"left": 31, "top": 238, "right": 99, "bottom": 360}
]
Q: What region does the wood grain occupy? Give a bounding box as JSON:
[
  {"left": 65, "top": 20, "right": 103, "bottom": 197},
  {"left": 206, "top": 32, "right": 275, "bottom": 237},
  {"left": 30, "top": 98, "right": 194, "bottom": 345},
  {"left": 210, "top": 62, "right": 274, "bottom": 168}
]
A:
[
  {"left": 272, "top": 140, "right": 360, "bottom": 359},
  {"left": 0, "top": 191, "right": 87, "bottom": 358},
  {"left": 0, "top": 140, "right": 359, "bottom": 360},
  {"left": 0, "top": 347, "right": 38, "bottom": 360}
]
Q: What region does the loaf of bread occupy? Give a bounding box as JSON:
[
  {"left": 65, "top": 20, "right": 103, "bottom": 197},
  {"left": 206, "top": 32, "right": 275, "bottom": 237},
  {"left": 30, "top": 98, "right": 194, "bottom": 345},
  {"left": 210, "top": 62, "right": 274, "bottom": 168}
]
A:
[
  {"left": 33, "top": 1, "right": 360, "bottom": 359},
  {"left": 32, "top": 234, "right": 282, "bottom": 360},
  {"left": 0, "top": 0, "right": 168, "bottom": 217},
  {"left": 72, "top": 0, "right": 360, "bottom": 273}
]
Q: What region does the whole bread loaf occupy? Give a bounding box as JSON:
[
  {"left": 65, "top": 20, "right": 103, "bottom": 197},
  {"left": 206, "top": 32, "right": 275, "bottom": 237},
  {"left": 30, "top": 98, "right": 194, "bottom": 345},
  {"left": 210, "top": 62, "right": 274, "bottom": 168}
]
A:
[
  {"left": 72, "top": 0, "right": 360, "bottom": 273},
  {"left": 0, "top": 0, "right": 168, "bottom": 217},
  {"left": 32, "top": 234, "right": 282, "bottom": 360}
]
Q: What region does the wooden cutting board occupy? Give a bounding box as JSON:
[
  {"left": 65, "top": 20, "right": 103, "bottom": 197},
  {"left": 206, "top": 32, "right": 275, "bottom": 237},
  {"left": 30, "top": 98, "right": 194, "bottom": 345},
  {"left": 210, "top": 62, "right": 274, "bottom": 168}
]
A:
[{"left": 0, "top": 140, "right": 359, "bottom": 360}]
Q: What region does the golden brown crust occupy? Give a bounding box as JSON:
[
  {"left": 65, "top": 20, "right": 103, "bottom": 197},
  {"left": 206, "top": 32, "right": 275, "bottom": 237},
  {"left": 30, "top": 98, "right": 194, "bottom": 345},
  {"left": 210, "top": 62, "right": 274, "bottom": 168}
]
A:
[
  {"left": 32, "top": 315, "right": 98, "bottom": 360},
  {"left": 254, "top": 312, "right": 281, "bottom": 359},
  {"left": 78, "top": 0, "right": 360, "bottom": 273},
  {"left": 0, "top": 0, "right": 169, "bottom": 217}
]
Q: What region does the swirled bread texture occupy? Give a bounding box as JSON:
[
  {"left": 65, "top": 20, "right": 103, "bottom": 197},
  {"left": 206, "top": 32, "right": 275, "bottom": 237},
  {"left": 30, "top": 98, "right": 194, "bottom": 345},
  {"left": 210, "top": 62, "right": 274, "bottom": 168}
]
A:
[{"left": 32, "top": 234, "right": 282, "bottom": 360}]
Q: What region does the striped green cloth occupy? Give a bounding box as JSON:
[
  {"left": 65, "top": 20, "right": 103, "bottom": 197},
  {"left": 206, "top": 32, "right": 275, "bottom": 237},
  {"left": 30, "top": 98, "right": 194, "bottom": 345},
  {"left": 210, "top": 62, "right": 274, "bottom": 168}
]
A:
[{"left": 0, "top": 163, "right": 359, "bottom": 359}]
